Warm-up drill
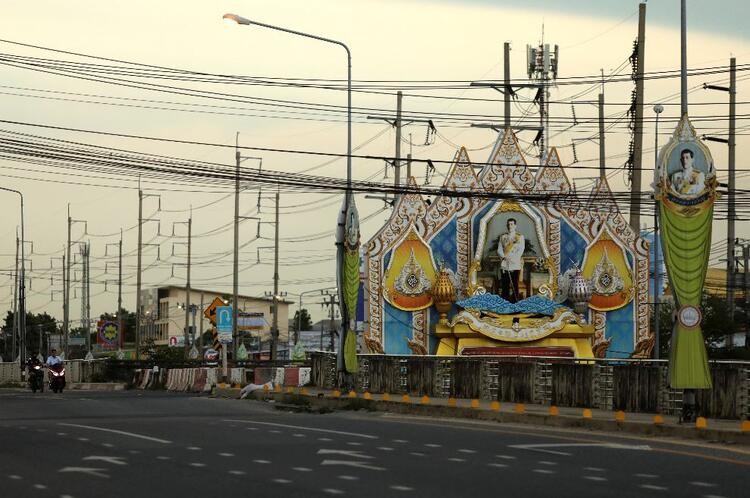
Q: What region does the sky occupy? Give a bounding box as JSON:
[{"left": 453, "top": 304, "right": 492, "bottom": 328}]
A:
[{"left": 0, "top": 0, "right": 747, "bottom": 332}]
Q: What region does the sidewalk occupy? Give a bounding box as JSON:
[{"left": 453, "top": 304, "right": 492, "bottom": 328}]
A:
[{"left": 213, "top": 385, "right": 750, "bottom": 446}]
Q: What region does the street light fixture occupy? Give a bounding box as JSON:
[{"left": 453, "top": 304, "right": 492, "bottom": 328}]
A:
[
  {"left": 653, "top": 103, "right": 664, "bottom": 360},
  {"left": 223, "top": 13, "right": 356, "bottom": 373}
]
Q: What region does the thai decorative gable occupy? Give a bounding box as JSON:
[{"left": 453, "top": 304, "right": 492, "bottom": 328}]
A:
[{"left": 480, "top": 128, "right": 535, "bottom": 194}]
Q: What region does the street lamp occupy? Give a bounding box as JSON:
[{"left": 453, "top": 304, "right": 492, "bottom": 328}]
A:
[
  {"left": 0, "top": 187, "right": 26, "bottom": 362},
  {"left": 653, "top": 103, "right": 664, "bottom": 360},
  {"left": 223, "top": 12, "right": 357, "bottom": 373}
]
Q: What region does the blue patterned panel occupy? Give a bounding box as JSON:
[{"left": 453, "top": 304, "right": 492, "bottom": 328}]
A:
[
  {"left": 605, "top": 301, "right": 635, "bottom": 359},
  {"left": 471, "top": 202, "right": 495, "bottom": 253},
  {"left": 383, "top": 248, "right": 393, "bottom": 269},
  {"left": 560, "top": 220, "right": 588, "bottom": 273},
  {"left": 384, "top": 302, "right": 413, "bottom": 355},
  {"left": 430, "top": 218, "right": 457, "bottom": 272}
]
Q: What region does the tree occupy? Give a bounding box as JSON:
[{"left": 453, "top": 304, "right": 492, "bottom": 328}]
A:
[
  {"left": 1, "top": 311, "right": 60, "bottom": 358},
  {"left": 292, "top": 308, "right": 313, "bottom": 332}
]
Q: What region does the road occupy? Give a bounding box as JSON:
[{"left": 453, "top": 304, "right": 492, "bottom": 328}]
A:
[{"left": 0, "top": 389, "right": 747, "bottom": 497}]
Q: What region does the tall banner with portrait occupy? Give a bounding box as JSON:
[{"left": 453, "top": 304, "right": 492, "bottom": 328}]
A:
[{"left": 655, "top": 115, "right": 716, "bottom": 389}]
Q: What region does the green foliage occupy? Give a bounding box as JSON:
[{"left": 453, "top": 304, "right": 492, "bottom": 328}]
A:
[
  {"left": 141, "top": 337, "right": 188, "bottom": 364},
  {"left": 292, "top": 308, "right": 313, "bottom": 332}
]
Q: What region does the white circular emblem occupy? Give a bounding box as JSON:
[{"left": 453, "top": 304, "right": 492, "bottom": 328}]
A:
[{"left": 677, "top": 306, "right": 701, "bottom": 328}]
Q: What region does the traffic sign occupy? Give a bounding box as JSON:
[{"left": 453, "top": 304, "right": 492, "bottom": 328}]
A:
[
  {"left": 216, "top": 306, "right": 233, "bottom": 344},
  {"left": 203, "top": 297, "right": 226, "bottom": 325}
]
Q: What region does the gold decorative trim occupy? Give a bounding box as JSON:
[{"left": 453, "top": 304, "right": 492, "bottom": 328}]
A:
[{"left": 449, "top": 307, "right": 579, "bottom": 342}]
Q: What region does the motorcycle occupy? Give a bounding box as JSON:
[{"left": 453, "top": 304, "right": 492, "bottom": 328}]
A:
[
  {"left": 48, "top": 363, "right": 66, "bottom": 393},
  {"left": 28, "top": 363, "right": 44, "bottom": 393}
]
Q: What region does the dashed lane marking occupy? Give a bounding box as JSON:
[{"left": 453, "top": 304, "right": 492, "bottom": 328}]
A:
[
  {"left": 253, "top": 459, "right": 271, "bottom": 464},
  {"left": 58, "top": 423, "right": 171, "bottom": 444},
  {"left": 228, "top": 470, "right": 246, "bottom": 476},
  {"left": 583, "top": 476, "right": 608, "bottom": 482},
  {"left": 224, "top": 420, "right": 378, "bottom": 440},
  {"left": 218, "top": 453, "right": 234, "bottom": 457},
  {"left": 690, "top": 482, "right": 717, "bottom": 488},
  {"left": 634, "top": 473, "right": 659, "bottom": 479},
  {"left": 640, "top": 484, "right": 668, "bottom": 491},
  {"left": 77, "top": 438, "right": 89, "bottom": 442},
  {"left": 338, "top": 475, "right": 358, "bottom": 481},
  {"left": 156, "top": 456, "right": 171, "bottom": 461},
  {"left": 33, "top": 484, "right": 47, "bottom": 489},
  {"left": 273, "top": 479, "right": 292, "bottom": 484},
  {"left": 390, "top": 485, "right": 414, "bottom": 491},
  {"left": 293, "top": 433, "right": 306, "bottom": 438},
  {"left": 318, "top": 437, "right": 333, "bottom": 442},
  {"left": 187, "top": 447, "right": 201, "bottom": 451},
  {"left": 188, "top": 463, "right": 206, "bottom": 468},
  {"left": 532, "top": 469, "right": 556, "bottom": 475},
  {"left": 392, "top": 439, "right": 408, "bottom": 443},
  {"left": 323, "top": 489, "right": 345, "bottom": 495},
  {"left": 496, "top": 455, "right": 517, "bottom": 460},
  {"left": 458, "top": 449, "right": 476, "bottom": 454},
  {"left": 377, "top": 447, "right": 394, "bottom": 451},
  {"left": 409, "top": 452, "right": 425, "bottom": 457},
  {"left": 8, "top": 475, "right": 21, "bottom": 480},
  {"left": 424, "top": 444, "right": 441, "bottom": 448},
  {"left": 293, "top": 467, "right": 313, "bottom": 472},
  {"left": 448, "top": 458, "right": 466, "bottom": 462},
  {"left": 584, "top": 467, "right": 605, "bottom": 472},
  {"left": 487, "top": 463, "right": 507, "bottom": 468},
  {"left": 538, "top": 461, "right": 557, "bottom": 466}
]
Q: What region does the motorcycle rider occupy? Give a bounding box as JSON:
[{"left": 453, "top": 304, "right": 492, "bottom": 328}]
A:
[
  {"left": 25, "top": 352, "right": 44, "bottom": 392},
  {"left": 46, "top": 348, "right": 63, "bottom": 367}
]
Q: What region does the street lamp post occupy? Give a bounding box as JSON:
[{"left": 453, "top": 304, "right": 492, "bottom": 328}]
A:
[
  {"left": 653, "top": 104, "right": 664, "bottom": 359},
  {"left": 0, "top": 187, "right": 26, "bottom": 362}
]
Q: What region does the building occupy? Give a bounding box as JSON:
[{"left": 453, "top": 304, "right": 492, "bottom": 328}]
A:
[{"left": 139, "top": 286, "right": 291, "bottom": 348}]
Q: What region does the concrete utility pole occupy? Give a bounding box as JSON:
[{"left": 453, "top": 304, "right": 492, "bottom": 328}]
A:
[
  {"left": 270, "top": 190, "right": 280, "bottom": 361},
  {"left": 504, "top": 42, "right": 511, "bottom": 128},
  {"left": 729, "top": 58, "right": 737, "bottom": 328},
  {"left": 394, "top": 91, "right": 403, "bottom": 192},
  {"left": 12, "top": 231, "right": 18, "bottom": 360},
  {"left": 184, "top": 215, "right": 192, "bottom": 355},
  {"left": 232, "top": 139, "right": 240, "bottom": 359},
  {"left": 64, "top": 205, "right": 71, "bottom": 358},
  {"left": 199, "top": 292, "right": 204, "bottom": 350},
  {"left": 598, "top": 93, "right": 606, "bottom": 178},
  {"left": 744, "top": 245, "right": 749, "bottom": 343},
  {"left": 136, "top": 188, "right": 143, "bottom": 360},
  {"left": 628, "top": 2, "right": 647, "bottom": 233},
  {"left": 681, "top": 0, "right": 688, "bottom": 115}
]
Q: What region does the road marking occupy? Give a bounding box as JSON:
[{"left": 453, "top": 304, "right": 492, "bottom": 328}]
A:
[
  {"left": 393, "top": 439, "right": 408, "bottom": 443},
  {"left": 253, "top": 459, "right": 271, "bottom": 464},
  {"left": 187, "top": 446, "right": 201, "bottom": 451},
  {"left": 390, "top": 485, "right": 414, "bottom": 491},
  {"left": 318, "top": 437, "right": 333, "bottom": 442},
  {"left": 82, "top": 456, "right": 127, "bottom": 466},
  {"left": 321, "top": 460, "right": 385, "bottom": 471},
  {"left": 584, "top": 467, "right": 605, "bottom": 472},
  {"left": 323, "top": 489, "right": 345, "bottom": 495},
  {"left": 703, "top": 495, "right": 728, "bottom": 498},
  {"left": 189, "top": 463, "right": 206, "bottom": 468},
  {"left": 458, "top": 449, "right": 476, "bottom": 454},
  {"left": 487, "top": 463, "right": 507, "bottom": 468},
  {"left": 58, "top": 423, "right": 171, "bottom": 444},
  {"left": 634, "top": 473, "right": 659, "bottom": 478},
  {"left": 293, "top": 467, "right": 312, "bottom": 472},
  {"left": 218, "top": 453, "right": 234, "bottom": 457},
  {"left": 101, "top": 443, "right": 114, "bottom": 448},
  {"left": 224, "top": 420, "right": 378, "bottom": 439},
  {"left": 33, "top": 484, "right": 47, "bottom": 489},
  {"left": 424, "top": 443, "right": 441, "bottom": 448},
  {"left": 293, "top": 433, "right": 306, "bottom": 438},
  {"left": 509, "top": 443, "right": 651, "bottom": 456},
  {"left": 246, "top": 427, "right": 258, "bottom": 431},
  {"left": 77, "top": 438, "right": 89, "bottom": 442},
  {"left": 270, "top": 430, "right": 282, "bottom": 434},
  {"left": 58, "top": 467, "right": 109, "bottom": 479},
  {"left": 448, "top": 457, "right": 466, "bottom": 462},
  {"left": 409, "top": 452, "right": 425, "bottom": 457},
  {"left": 156, "top": 456, "right": 171, "bottom": 461},
  {"left": 57, "top": 432, "right": 67, "bottom": 436},
  {"left": 377, "top": 447, "right": 394, "bottom": 451},
  {"left": 690, "top": 482, "right": 717, "bottom": 488},
  {"left": 8, "top": 475, "right": 21, "bottom": 480},
  {"left": 273, "top": 479, "right": 292, "bottom": 484},
  {"left": 347, "top": 442, "right": 363, "bottom": 446},
  {"left": 496, "top": 455, "right": 517, "bottom": 460},
  {"left": 318, "top": 449, "right": 373, "bottom": 460},
  {"left": 538, "top": 461, "right": 557, "bottom": 466},
  {"left": 338, "top": 475, "right": 358, "bottom": 481},
  {"left": 128, "top": 450, "right": 140, "bottom": 455},
  {"left": 532, "top": 469, "right": 556, "bottom": 474},
  {"left": 228, "top": 470, "right": 246, "bottom": 476},
  {"left": 583, "top": 476, "right": 608, "bottom": 482},
  {"left": 640, "top": 484, "right": 668, "bottom": 491}
]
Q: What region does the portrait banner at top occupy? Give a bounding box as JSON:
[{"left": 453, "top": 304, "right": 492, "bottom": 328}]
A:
[{"left": 655, "top": 114, "right": 717, "bottom": 389}]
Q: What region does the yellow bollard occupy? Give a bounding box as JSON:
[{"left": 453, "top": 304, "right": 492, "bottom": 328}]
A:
[
  {"left": 382, "top": 392, "right": 391, "bottom": 401},
  {"left": 696, "top": 417, "right": 707, "bottom": 429},
  {"left": 401, "top": 394, "right": 411, "bottom": 403},
  {"left": 331, "top": 389, "right": 341, "bottom": 398},
  {"left": 470, "top": 399, "right": 480, "bottom": 409},
  {"left": 653, "top": 414, "right": 665, "bottom": 425},
  {"left": 740, "top": 420, "right": 750, "bottom": 433},
  {"left": 421, "top": 395, "right": 430, "bottom": 405},
  {"left": 286, "top": 386, "right": 295, "bottom": 394},
  {"left": 300, "top": 387, "right": 309, "bottom": 396},
  {"left": 615, "top": 410, "right": 626, "bottom": 423},
  {"left": 447, "top": 397, "right": 457, "bottom": 407},
  {"left": 548, "top": 406, "right": 559, "bottom": 416},
  {"left": 274, "top": 384, "right": 282, "bottom": 393},
  {"left": 514, "top": 403, "right": 525, "bottom": 414},
  {"left": 582, "top": 409, "right": 593, "bottom": 419},
  {"left": 363, "top": 391, "right": 372, "bottom": 400},
  {"left": 348, "top": 390, "right": 357, "bottom": 399},
  {"left": 490, "top": 401, "right": 501, "bottom": 412},
  {"left": 262, "top": 384, "right": 270, "bottom": 393}
]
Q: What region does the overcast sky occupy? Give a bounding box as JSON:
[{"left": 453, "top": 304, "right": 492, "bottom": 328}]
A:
[{"left": 0, "top": 0, "right": 747, "bottom": 326}]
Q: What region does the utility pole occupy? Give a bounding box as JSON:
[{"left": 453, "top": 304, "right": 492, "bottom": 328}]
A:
[
  {"left": 12, "top": 230, "right": 18, "bottom": 360},
  {"left": 136, "top": 188, "right": 143, "bottom": 360},
  {"left": 232, "top": 138, "right": 240, "bottom": 359},
  {"left": 118, "top": 229, "right": 123, "bottom": 348},
  {"left": 599, "top": 93, "right": 606, "bottom": 178},
  {"left": 504, "top": 42, "right": 511, "bottom": 128},
  {"left": 184, "top": 214, "right": 192, "bottom": 355},
  {"left": 199, "top": 292, "right": 204, "bottom": 350},
  {"left": 629, "top": 2, "right": 647, "bottom": 233},
  {"left": 64, "top": 205, "right": 71, "bottom": 358},
  {"left": 525, "top": 41, "right": 559, "bottom": 166},
  {"left": 394, "top": 91, "right": 403, "bottom": 193},
  {"left": 653, "top": 103, "right": 664, "bottom": 359},
  {"left": 270, "top": 190, "right": 280, "bottom": 361},
  {"left": 681, "top": 0, "right": 688, "bottom": 115},
  {"left": 744, "top": 245, "right": 749, "bottom": 344},
  {"left": 80, "top": 242, "right": 91, "bottom": 354}
]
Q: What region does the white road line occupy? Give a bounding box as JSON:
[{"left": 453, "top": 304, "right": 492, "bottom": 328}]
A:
[
  {"left": 318, "top": 450, "right": 373, "bottom": 460},
  {"left": 218, "top": 453, "right": 234, "bottom": 457},
  {"left": 458, "top": 449, "right": 476, "bottom": 454},
  {"left": 224, "top": 419, "right": 378, "bottom": 439},
  {"left": 318, "top": 437, "right": 333, "bottom": 442},
  {"left": 703, "top": 495, "right": 728, "bottom": 498},
  {"left": 33, "top": 484, "right": 47, "bottom": 489},
  {"left": 510, "top": 443, "right": 651, "bottom": 456},
  {"left": 640, "top": 484, "right": 668, "bottom": 491},
  {"left": 377, "top": 447, "right": 394, "bottom": 451},
  {"left": 392, "top": 439, "right": 408, "bottom": 443},
  {"left": 634, "top": 473, "right": 659, "bottom": 479},
  {"left": 82, "top": 456, "right": 127, "bottom": 466},
  {"left": 347, "top": 442, "right": 363, "bottom": 446},
  {"left": 156, "top": 456, "right": 171, "bottom": 460},
  {"left": 58, "top": 467, "right": 109, "bottom": 479},
  {"left": 293, "top": 467, "right": 313, "bottom": 472},
  {"left": 424, "top": 443, "right": 441, "bottom": 448},
  {"left": 487, "top": 463, "right": 507, "bottom": 468},
  {"left": 584, "top": 467, "right": 605, "bottom": 472},
  {"left": 321, "top": 460, "right": 385, "bottom": 471},
  {"left": 189, "top": 463, "right": 206, "bottom": 468},
  {"left": 56, "top": 432, "right": 67, "bottom": 436},
  {"left": 496, "top": 455, "right": 517, "bottom": 460},
  {"left": 448, "top": 457, "right": 466, "bottom": 462},
  {"left": 101, "top": 443, "right": 114, "bottom": 448},
  {"left": 538, "top": 461, "right": 557, "bottom": 466},
  {"left": 583, "top": 476, "right": 608, "bottom": 482},
  {"left": 187, "top": 447, "right": 201, "bottom": 451},
  {"left": 77, "top": 438, "right": 89, "bottom": 442},
  {"left": 293, "top": 433, "right": 306, "bottom": 438},
  {"left": 246, "top": 427, "right": 258, "bottom": 431},
  {"left": 128, "top": 450, "right": 141, "bottom": 455},
  {"left": 8, "top": 475, "right": 21, "bottom": 480},
  {"left": 409, "top": 452, "right": 425, "bottom": 457},
  {"left": 254, "top": 459, "right": 271, "bottom": 464},
  {"left": 390, "top": 485, "right": 414, "bottom": 491},
  {"left": 273, "top": 479, "right": 292, "bottom": 484},
  {"left": 58, "top": 423, "right": 171, "bottom": 444},
  {"left": 323, "top": 489, "right": 345, "bottom": 495},
  {"left": 228, "top": 470, "right": 246, "bottom": 476},
  {"left": 270, "top": 430, "right": 282, "bottom": 434},
  {"left": 532, "top": 469, "right": 556, "bottom": 475},
  {"left": 338, "top": 475, "right": 359, "bottom": 481},
  {"left": 690, "top": 482, "right": 717, "bottom": 488}
]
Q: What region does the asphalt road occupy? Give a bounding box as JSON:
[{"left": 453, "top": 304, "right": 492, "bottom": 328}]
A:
[{"left": 0, "top": 389, "right": 747, "bottom": 498}]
